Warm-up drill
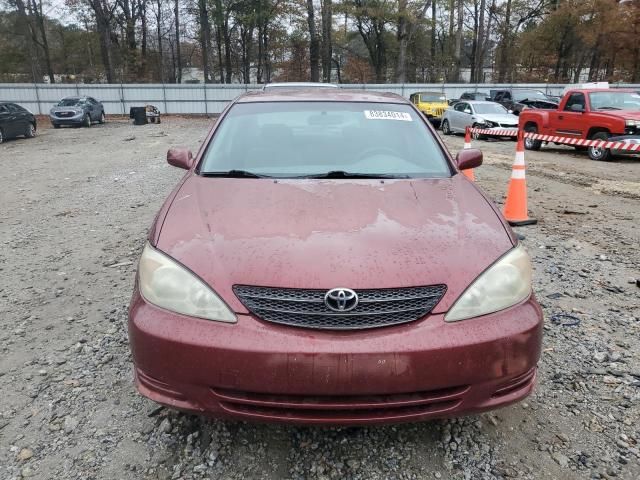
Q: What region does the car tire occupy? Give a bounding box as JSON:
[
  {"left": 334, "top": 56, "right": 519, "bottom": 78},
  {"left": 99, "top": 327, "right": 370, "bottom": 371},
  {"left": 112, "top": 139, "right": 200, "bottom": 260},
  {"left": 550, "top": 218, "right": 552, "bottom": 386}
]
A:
[
  {"left": 84, "top": 114, "right": 91, "bottom": 128},
  {"left": 441, "top": 119, "right": 451, "bottom": 135},
  {"left": 471, "top": 123, "right": 486, "bottom": 141},
  {"left": 25, "top": 123, "right": 36, "bottom": 138},
  {"left": 524, "top": 125, "right": 542, "bottom": 151},
  {"left": 588, "top": 132, "right": 612, "bottom": 161},
  {"left": 99, "top": 111, "right": 105, "bottom": 124},
  {"left": 0, "top": 128, "right": 4, "bottom": 144}
]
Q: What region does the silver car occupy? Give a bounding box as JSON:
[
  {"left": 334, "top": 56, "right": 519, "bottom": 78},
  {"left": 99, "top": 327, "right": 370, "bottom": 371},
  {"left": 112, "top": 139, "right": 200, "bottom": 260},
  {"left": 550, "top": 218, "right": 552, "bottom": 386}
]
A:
[
  {"left": 50, "top": 96, "right": 105, "bottom": 128},
  {"left": 441, "top": 101, "right": 518, "bottom": 139}
]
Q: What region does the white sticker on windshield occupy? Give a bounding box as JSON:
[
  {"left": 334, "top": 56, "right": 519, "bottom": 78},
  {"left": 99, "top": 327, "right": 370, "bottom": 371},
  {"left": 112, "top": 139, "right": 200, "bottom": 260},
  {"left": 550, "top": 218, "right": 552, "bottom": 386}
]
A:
[{"left": 364, "top": 110, "right": 412, "bottom": 121}]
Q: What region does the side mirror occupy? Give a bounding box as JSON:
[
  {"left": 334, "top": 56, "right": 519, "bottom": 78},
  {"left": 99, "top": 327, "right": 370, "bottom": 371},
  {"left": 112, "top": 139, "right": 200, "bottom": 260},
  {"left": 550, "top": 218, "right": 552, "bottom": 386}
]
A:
[
  {"left": 570, "top": 104, "right": 584, "bottom": 113},
  {"left": 167, "top": 147, "right": 194, "bottom": 170},
  {"left": 456, "top": 149, "right": 483, "bottom": 171}
]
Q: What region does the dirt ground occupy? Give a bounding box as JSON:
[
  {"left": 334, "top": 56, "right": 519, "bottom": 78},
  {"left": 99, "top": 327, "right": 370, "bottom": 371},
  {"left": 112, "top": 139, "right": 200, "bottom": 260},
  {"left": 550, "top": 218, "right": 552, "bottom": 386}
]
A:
[{"left": 1, "top": 117, "right": 639, "bottom": 480}]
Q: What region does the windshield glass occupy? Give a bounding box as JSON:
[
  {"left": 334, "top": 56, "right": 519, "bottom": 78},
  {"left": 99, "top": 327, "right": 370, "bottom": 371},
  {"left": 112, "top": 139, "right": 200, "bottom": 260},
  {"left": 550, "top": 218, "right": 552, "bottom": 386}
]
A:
[
  {"left": 474, "top": 103, "right": 509, "bottom": 114},
  {"left": 589, "top": 91, "right": 640, "bottom": 110},
  {"left": 57, "top": 98, "right": 84, "bottom": 107},
  {"left": 513, "top": 90, "right": 548, "bottom": 101},
  {"left": 420, "top": 93, "right": 447, "bottom": 102},
  {"left": 200, "top": 102, "right": 451, "bottom": 178}
]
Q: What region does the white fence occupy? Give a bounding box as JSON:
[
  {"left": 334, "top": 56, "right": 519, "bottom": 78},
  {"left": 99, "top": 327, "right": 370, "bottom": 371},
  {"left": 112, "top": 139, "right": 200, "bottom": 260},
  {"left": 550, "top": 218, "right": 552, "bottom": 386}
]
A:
[{"left": 2, "top": 83, "right": 639, "bottom": 115}]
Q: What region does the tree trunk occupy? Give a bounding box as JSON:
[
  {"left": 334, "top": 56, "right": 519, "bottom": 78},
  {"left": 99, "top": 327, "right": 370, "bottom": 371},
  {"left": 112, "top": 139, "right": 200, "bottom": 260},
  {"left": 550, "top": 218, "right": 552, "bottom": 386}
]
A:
[
  {"left": 497, "top": 0, "right": 511, "bottom": 82},
  {"left": 155, "top": 0, "right": 163, "bottom": 81},
  {"left": 453, "top": 0, "right": 463, "bottom": 82},
  {"left": 140, "top": 0, "right": 148, "bottom": 79},
  {"left": 321, "top": 0, "right": 332, "bottom": 82},
  {"left": 474, "top": 0, "right": 486, "bottom": 82},
  {"left": 29, "top": 0, "right": 55, "bottom": 83},
  {"left": 198, "top": 0, "right": 211, "bottom": 83},
  {"left": 224, "top": 11, "right": 232, "bottom": 83},
  {"left": 430, "top": 0, "right": 437, "bottom": 81},
  {"left": 307, "top": 0, "right": 320, "bottom": 81},
  {"left": 396, "top": 0, "right": 408, "bottom": 83},
  {"left": 174, "top": 0, "right": 182, "bottom": 83}
]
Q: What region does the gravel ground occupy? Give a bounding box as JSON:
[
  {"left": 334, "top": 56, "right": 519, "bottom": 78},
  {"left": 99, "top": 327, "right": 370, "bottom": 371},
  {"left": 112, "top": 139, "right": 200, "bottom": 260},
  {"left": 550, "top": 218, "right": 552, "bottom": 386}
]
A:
[{"left": 0, "top": 117, "right": 638, "bottom": 480}]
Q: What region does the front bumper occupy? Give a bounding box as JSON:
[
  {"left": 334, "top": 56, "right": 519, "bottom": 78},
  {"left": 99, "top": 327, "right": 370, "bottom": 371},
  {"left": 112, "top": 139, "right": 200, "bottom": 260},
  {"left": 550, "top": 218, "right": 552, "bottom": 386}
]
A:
[
  {"left": 50, "top": 113, "right": 84, "bottom": 125},
  {"left": 129, "top": 291, "right": 543, "bottom": 425}
]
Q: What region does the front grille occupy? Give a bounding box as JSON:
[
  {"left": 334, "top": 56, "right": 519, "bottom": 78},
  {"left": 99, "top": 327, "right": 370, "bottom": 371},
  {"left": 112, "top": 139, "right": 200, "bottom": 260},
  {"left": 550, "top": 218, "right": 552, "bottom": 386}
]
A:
[
  {"left": 233, "top": 285, "right": 446, "bottom": 330},
  {"left": 56, "top": 112, "right": 74, "bottom": 118},
  {"left": 433, "top": 107, "right": 446, "bottom": 117}
]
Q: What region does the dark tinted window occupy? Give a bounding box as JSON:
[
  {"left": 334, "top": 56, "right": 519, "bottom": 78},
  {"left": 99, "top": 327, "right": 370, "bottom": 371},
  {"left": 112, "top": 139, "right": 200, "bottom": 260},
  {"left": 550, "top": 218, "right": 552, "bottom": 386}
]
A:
[
  {"left": 0, "top": 105, "right": 8, "bottom": 114},
  {"left": 564, "top": 93, "right": 585, "bottom": 111}
]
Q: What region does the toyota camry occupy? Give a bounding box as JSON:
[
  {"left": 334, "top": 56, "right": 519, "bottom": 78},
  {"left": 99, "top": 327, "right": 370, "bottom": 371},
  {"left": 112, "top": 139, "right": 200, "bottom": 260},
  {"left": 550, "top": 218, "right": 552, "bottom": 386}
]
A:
[{"left": 128, "top": 89, "right": 543, "bottom": 425}]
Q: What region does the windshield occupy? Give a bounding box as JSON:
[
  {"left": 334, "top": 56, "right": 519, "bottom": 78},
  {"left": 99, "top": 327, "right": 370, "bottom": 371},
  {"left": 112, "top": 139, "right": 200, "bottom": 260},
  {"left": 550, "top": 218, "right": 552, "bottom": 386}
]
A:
[
  {"left": 513, "top": 90, "right": 548, "bottom": 101},
  {"left": 200, "top": 102, "right": 451, "bottom": 178},
  {"left": 589, "top": 91, "right": 640, "bottom": 110},
  {"left": 474, "top": 103, "right": 509, "bottom": 114},
  {"left": 420, "top": 93, "right": 447, "bottom": 102},
  {"left": 57, "top": 98, "right": 84, "bottom": 107}
]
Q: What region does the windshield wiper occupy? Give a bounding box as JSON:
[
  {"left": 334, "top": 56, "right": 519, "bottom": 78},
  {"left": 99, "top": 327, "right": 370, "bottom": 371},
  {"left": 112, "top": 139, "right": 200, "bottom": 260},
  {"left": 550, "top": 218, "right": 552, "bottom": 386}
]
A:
[
  {"left": 200, "top": 170, "right": 272, "bottom": 178},
  {"left": 596, "top": 106, "right": 622, "bottom": 110},
  {"left": 299, "top": 170, "right": 411, "bottom": 179}
]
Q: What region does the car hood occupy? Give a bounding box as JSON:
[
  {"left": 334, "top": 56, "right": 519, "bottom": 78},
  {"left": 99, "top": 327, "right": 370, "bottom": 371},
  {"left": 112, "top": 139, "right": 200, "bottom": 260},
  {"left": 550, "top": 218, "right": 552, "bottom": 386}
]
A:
[
  {"left": 615, "top": 111, "right": 640, "bottom": 120},
  {"left": 156, "top": 175, "right": 515, "bottom": 314},
  {"left": 476, "top": 113, "right": 519, "bottom": 124}
]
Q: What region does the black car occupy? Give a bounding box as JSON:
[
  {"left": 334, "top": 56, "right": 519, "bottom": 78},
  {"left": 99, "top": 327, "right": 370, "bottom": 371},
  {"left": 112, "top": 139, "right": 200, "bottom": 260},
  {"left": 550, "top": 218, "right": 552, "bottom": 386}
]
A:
[
  {"left": 490, "top": 89, "right": 558, "bottom": 115},
  {"left": 49, "top": 96, "right": 105, "bottom": 128},
  {"left": 459, "top": 91, "right": 492, "bottom": 101},
  {"left": 0, "top": 102, "right": 36, "bottom": 144}
]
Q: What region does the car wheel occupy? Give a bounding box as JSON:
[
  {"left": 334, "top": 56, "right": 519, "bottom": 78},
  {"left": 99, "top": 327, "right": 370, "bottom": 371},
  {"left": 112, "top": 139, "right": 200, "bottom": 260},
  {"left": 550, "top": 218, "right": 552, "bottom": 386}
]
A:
[
  {"left": 99, "top": 111, "right": 105, "bottom": 124},
  {"left": 84, "top": 114, "right": 91, "bottom": 128},
  {"left": 0, "top": 128, "right": 3, "bottom": 144},
  {"left": 25, "top": 123, "right": 36, "bottom": 138},
  {"left": 471, "top": 123, "right": 486, "bottom": 141},
  {"left": 441, "top": 119, "right": 451, "bottom": 135},
  {"left": 523, "top": 125, "right": 542, "bottom": 151},
  {"left": 588, "top": 132, "right": 612, "bottom": 161}
]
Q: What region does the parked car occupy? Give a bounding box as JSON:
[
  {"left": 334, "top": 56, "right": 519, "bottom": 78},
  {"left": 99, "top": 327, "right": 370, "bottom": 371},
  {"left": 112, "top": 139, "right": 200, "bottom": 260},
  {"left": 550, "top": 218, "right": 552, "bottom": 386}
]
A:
[
  {"left": 262, "top": 82, "right": 338, "bottom": 91},
  {"left": 409, "top": 91, "right": 449, "bottom": 125},
  {"left": 0, "top": 102, "right": 36, "bottom": 144},
  {"left": 459, "top": 91, "right": 492, "bottom": 101},
  {"left": 441, "top": 101, "right": 519, "bottom": 139},
  {"left": 128, "top": 88, "right": 543, "bottom": 425},
  {"left": 519, "top": 88, "right": 640, "bottom": 161},
  {"left": 491, "top": 89, "right": 558, "bottom": 114},
  {"left": 49, "top": 96, "right": 105, "bottom": 128}
]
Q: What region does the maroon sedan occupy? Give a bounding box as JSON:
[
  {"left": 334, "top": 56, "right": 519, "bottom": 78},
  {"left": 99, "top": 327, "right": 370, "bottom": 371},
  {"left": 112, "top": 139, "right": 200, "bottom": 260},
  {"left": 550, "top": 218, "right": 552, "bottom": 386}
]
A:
[{"left": 128, "top": 89, "right": 543, "bottom": 425}]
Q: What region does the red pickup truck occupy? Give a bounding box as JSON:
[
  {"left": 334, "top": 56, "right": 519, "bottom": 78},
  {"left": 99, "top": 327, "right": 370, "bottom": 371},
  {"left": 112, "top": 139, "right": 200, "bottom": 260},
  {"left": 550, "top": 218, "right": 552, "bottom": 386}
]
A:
[{"left": 518, "top": 88, "right": 640, "bottom": 161}]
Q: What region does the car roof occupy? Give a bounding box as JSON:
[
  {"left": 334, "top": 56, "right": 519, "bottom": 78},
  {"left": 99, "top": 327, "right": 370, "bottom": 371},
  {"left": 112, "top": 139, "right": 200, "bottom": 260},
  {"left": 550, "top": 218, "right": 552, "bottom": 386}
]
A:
[
  {"left": 412, "top": 91, "right": 446, "bottom": 95},
  {"left": 457, "top": 100, "right": 501, "bottom": 106},
  {"left": 238, "top": 89, "right": 408, "bottom": 104},
  {"left": 263, "top": 82, "right": 338, "bottom": 88}
]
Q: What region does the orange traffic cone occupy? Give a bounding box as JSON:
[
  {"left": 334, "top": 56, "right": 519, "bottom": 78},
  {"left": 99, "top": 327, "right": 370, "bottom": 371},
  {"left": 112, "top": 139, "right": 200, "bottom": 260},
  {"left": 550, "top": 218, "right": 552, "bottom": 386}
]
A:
[
  {"left": 503, "top": 130, "right": 537, "bottom": 226},
  {"left": 462, "top": 127, "right": 475, "bottom": 181}
]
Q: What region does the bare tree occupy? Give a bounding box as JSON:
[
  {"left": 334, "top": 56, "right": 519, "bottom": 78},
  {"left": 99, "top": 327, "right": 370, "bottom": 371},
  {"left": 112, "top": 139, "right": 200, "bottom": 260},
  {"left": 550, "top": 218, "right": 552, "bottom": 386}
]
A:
[{"left": 306, "top": 0, "right": 320, "bottom": 81}]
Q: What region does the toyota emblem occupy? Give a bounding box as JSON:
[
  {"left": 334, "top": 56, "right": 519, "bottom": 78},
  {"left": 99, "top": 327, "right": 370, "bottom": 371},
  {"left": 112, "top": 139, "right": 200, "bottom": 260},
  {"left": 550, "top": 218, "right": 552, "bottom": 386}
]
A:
[{"left": 324, "top": 288, "right": 359, "bottom": 312}]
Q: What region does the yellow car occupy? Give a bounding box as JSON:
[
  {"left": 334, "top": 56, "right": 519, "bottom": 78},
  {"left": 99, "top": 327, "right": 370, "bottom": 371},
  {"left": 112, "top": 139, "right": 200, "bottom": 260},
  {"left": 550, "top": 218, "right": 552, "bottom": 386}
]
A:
[{"left": 409, "top": 91, "right": 449, "bottom": 125}]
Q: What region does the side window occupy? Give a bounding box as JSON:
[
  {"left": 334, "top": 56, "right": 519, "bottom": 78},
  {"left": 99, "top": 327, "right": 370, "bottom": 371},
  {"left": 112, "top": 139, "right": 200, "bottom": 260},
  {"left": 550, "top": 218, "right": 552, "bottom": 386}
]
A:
[
  {"left": 6, "top": 104, "right": 20, "bottom": 112},
  {"left": 410, "top": 94, "right": 417, "bottom": 105},
  {"left": 564, "top": 93, "right": 585, "bottom": 111},
  {"left": 454, "top": 102, "right": 466, "bottom": 112},
  {"left": 0, "top": 105, "right": 8, "bottom": 114},
  {"left": 463, "top": 103, "right": 472, "bottom": 114}
]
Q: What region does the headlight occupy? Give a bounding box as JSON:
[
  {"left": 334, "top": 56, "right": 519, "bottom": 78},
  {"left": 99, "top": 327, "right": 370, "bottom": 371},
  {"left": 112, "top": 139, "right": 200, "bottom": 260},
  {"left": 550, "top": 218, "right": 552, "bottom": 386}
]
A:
[
  {"left": 138, "top": 243, "right": 236, "bottom": 323},
  {"left": 484, "top": 120, "right": 498, "bottom": 128},
  {"left": 445, "top": 245, "right": 532, "bottom": 322},
  {"left": 625, "top": 119, "right": 639, "bottom": 127}
]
